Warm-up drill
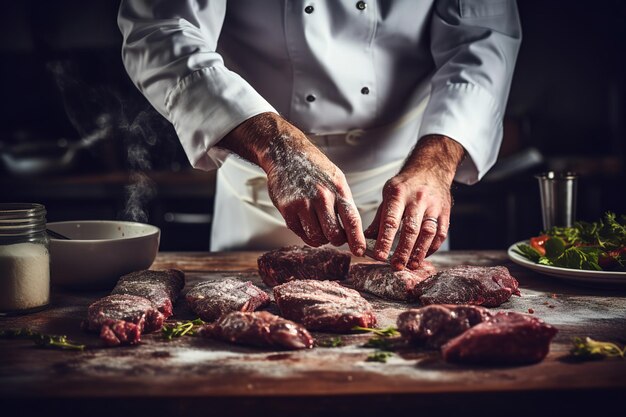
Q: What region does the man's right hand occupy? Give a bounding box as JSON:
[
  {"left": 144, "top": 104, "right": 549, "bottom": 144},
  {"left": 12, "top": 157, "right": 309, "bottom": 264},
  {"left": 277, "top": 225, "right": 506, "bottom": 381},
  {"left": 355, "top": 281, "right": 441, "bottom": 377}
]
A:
[{"left": 219, "top": 112, "right": 366, "bottom": 257}]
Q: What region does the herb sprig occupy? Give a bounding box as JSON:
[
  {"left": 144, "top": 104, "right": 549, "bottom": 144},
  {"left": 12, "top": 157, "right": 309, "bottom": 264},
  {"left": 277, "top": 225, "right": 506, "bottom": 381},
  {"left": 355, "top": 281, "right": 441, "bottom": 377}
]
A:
[
  {"left": 0, "top": 328, "right": 85, "bottom": 351},
  {"left": 317, "top": 337, "right": 344, "bottom": 348},
  {"left": 161, "top": 318, "right": 205, "bottom": 340},
  {"left": 353, "top": 326, "right": 400, "bottom": 363},
  {"left": 570, "top": 337, "right": 625, "bottom": 359}
]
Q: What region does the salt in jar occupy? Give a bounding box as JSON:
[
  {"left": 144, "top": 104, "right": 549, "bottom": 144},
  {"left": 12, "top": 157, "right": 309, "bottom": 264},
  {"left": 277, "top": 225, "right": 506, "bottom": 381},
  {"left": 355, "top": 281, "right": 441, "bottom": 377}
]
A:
[{"left": 0, "top": 203, "right": 50, "bottom": 315}]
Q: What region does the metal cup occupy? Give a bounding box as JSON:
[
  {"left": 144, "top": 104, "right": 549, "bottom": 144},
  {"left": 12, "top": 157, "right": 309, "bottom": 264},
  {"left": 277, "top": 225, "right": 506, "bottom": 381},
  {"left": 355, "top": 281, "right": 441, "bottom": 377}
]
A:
[{"left": 535, "top": 172, "right": 578, "bottom": 231}]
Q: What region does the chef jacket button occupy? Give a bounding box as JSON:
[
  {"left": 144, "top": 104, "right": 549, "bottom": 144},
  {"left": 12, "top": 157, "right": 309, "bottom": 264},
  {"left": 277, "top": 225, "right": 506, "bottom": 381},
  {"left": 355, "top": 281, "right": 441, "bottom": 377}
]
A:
[
  {"left": 356, "top": 1, "right": 367, "bottom": 11},
  {"left": 304, "top": 5, "right": 314, "bottom": 14},
  {"left": 306, "top": 94, "right": 316, "bottom": 102},
  {"left": 361, "top": 86, "right": 370, "bottom": 95}
]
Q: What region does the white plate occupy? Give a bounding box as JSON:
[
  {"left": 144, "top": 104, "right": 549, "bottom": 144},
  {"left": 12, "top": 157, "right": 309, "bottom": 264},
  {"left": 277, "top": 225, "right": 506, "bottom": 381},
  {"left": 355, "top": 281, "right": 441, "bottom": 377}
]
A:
[{"left": 507, "top": 240, "right": 626, "bottom": 288}]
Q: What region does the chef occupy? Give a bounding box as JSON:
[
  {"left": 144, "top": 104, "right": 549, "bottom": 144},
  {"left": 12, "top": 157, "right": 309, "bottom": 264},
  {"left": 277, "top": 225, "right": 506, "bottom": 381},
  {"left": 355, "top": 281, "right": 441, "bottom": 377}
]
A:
[{"left": 118, "top": 0, "right": 521, "bottom": 270}]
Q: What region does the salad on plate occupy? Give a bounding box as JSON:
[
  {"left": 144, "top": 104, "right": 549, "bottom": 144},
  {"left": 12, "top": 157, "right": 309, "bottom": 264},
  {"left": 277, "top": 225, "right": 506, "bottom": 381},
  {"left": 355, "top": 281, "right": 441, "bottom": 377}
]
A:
[{"left": 513, "top": 212, "right": 626, "bottom": 272}]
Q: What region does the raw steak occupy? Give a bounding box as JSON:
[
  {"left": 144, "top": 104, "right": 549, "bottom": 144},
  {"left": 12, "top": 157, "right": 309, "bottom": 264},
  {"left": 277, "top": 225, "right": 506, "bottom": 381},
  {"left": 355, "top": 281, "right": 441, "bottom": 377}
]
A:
[
  {"left": 442, "top": 312, "right": 558, "bottom": 365},
  {"left": 112, "top": 269, "right": 185, "bottom": 318},
  {"left": 273, "top": 280, "right": 377, "bottom": 332},
  {"left": 258, "top": 246, "right": 351, "bottom": 287},
  {"left": 99, "top": 319, "right": 142, "bottom": 347},
  {"left": 186, "top": 278, "right": 270, "bottom": 321},
  {"left": 397, "top": 305, "right": 492, "bottom": 348},
  {"left": 203, "top": 311, "right": 314, "bottom": 350},
  {"left": 349, "top": 261, "right": 436, "bottom": 301},
  {"left": 415, "top": 266, "right": 521, "bottom": 307},
  {"left": 85, "top": 294, "right": 165, "bottom": 346}
]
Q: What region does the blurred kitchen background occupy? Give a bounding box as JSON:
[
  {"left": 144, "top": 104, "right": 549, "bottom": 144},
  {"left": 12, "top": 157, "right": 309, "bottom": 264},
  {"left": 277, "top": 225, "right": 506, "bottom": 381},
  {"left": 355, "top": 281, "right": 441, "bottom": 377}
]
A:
[{"left": 1, "top": 0, "right": 625, "bottom": 251}]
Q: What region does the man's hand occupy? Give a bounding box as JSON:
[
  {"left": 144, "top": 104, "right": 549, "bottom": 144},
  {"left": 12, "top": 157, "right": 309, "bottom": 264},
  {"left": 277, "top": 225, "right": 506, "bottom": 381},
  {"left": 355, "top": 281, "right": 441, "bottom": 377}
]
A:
[
  {"left": 364, "top": 135, "right": 465, "bottom": 271},
  {"left": 220, "top": 112, "right": 366, "bottom": 256}
]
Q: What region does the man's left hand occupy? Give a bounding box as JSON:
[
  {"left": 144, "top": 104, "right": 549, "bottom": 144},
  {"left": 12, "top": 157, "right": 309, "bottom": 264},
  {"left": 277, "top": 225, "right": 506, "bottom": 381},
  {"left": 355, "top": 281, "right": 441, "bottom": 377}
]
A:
[{"left": 364, "top": 135, "right": 465, "bottom": 271}]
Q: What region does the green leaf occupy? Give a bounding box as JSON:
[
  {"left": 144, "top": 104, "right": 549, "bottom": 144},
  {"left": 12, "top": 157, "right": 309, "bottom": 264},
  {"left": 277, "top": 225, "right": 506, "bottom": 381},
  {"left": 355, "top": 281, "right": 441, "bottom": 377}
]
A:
[
  {"left": 513, "top": 244, "right": 541, "bottom": 262},
  {"left": 366, "top": 351, "right": 394, "bottom": 363},
  {"left": 544, "top": 237, "right": 566, "bottom": 258},
  {"left": 352, "top": 326, "right": 399, "bottom": 337},
  {"left": 571, "top": 337, "right": 625, "bottom": 359}
]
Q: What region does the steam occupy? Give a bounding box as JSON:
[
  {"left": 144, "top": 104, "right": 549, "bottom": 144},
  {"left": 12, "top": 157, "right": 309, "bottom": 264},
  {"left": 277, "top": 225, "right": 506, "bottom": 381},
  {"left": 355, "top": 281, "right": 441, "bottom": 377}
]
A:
[{"left": 47, "top": 60, "right": 167, "bottom": 224}]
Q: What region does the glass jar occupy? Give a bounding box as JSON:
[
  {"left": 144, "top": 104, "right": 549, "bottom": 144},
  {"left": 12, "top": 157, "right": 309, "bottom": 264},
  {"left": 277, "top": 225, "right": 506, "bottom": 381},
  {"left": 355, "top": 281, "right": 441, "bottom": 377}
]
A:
[{"left": 0, "top": 203, "right": 50, "bottom": 315}]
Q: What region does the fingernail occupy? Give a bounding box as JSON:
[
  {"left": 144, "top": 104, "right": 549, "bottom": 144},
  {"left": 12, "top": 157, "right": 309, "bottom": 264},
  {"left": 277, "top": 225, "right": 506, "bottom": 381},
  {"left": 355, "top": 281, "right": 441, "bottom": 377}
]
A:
[
  {"left": 355, "top": 246, "right": 365, "bottom": 257},
  {"left": 408, "top": 261, "right": 419, "bottom": 269},
  {"left": 392, "top": 262, "right": 405, "bottom": 271}
]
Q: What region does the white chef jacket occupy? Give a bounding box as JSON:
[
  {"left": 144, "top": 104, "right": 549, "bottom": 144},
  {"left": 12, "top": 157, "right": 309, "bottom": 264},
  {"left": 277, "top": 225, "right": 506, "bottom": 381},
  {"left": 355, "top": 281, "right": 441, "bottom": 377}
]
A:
[{"left": 118, "top": 0, "right": 521, "bottom": 250}]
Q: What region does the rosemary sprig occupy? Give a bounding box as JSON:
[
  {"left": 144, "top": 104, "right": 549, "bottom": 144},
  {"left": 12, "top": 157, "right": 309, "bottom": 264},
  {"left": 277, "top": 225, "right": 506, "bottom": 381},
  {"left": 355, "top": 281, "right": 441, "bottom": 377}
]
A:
[
  {"left": 570, "top": 337, "right": 625, "bottom": 359},
  {"left": 162, "top": 318, "right": 205, "bottom": 340},
  {"left": 0, "top": 328, "right": 85, "bottom": 351},
  {"left": 352, "top": 326, "right": 400, "bottom": 337}
]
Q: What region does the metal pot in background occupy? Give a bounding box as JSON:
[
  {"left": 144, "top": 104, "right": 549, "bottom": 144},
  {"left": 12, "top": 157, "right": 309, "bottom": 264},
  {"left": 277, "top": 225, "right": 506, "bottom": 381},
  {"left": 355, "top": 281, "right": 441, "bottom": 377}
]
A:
[{"left": 0, "top": 137, "right": 82, "bottom": 176}]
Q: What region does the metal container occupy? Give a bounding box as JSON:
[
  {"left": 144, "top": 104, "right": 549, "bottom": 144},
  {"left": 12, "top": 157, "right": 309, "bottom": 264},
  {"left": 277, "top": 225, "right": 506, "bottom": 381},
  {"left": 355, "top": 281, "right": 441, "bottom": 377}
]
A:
[{"left": 535, "top": 172, "right": 578, "bottom": 231}]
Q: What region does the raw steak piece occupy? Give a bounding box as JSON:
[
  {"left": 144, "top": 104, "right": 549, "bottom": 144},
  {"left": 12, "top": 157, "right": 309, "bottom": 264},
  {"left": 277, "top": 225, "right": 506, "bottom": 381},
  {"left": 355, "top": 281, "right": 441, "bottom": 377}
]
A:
[
  {"left": 349, "top": 261, "right": 436, "bottom": 301},
  {"left": 112, "top": 269, "right": 185, "bottom": 318},
  {"left": 258, "top": 246, "right": 351, "bottom": 287},
  {"left": 273, "top": 280, "right": 377, "bottom": 332},
  {"left": 99, "top": 319, "right": 142, "bottom": 346},
  {"left": 397, "top": 305, "right": 492, "bottom": 348},
  {"left": 415, "top": 266, "right": 521, "bottom": 307},
  {"left": 85, "top": 294, "right": 165, "bottom": 345},
  {"left": 442, "top": 312, "right": 558, "bottom": 365},
  {"left": 203, "top": 311, "right": 314, "bottom": 350},
  {"left": 186, "top": 279, "right": 270, "bottom": 322}
]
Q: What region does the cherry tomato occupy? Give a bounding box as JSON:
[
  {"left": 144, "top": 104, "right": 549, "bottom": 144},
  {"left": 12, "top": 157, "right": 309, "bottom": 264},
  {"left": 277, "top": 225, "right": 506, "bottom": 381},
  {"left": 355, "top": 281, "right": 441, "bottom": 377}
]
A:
[{"left": 530, "top": 235, "right": 549, "bottom": 256}]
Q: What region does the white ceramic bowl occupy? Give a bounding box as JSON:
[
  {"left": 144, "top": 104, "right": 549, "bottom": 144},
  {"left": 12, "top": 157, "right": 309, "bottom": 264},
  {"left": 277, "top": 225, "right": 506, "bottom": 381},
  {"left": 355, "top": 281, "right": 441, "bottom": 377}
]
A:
[{"left": 48, "top": 220, "right": 160, "bottom": 290}]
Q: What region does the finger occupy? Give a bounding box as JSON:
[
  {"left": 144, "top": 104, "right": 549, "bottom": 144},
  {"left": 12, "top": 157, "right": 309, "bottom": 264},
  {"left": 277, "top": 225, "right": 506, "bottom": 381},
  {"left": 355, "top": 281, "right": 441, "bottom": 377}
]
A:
[
  {"left": 374, "top": 183, "right": 405, "bottom": 261},
  {"left": 364, "top": 204, "right": 382, "bottom": 239},
  {"left": 390, "top": 206, "right": 424, "bottom": 271},
  {"left": 314, "top": 190, "right": 347, "bottom": 246},
  {"left": 298, "top": 207, "right": 328, "bottom": 247},
  {"left": 283, "top": 207, "right": 307, "bottom": 241},
  {"left": 408, "top": 212, "right": 439, "bottom": 269},
  {"left": 427, "top": 209, "right": 451, "bottom": 257},
  {"left": 336, "top": 196, "right": 366, "bottom": 256}
]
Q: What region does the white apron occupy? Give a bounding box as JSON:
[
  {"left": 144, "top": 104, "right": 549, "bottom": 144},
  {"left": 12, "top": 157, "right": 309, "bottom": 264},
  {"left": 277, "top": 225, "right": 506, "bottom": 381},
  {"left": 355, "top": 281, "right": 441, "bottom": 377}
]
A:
[{"left": 210, "top": 88, "right": 450, "bottom": 252}]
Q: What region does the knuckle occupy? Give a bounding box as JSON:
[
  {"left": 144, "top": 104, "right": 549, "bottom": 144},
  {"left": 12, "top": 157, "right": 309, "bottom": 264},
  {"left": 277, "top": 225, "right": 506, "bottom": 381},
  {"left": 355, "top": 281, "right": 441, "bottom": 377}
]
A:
[
  {"left": 382, "top": 218, "right": 400, "bottom": 231},
  {"left": 315, "top": 187, "right": 333, "bottom": 205},
  {"left": 383, "top": 181, "right": 403, "bottom": 197},
  {"left": 436, "top": 230, "right": 448, "bottom": 240},
  {"left": 402, "top": 220, "right": 420, "bottom": 235},
  {"left": 420, "top": 227, "right": 437, "bottom": 238}
]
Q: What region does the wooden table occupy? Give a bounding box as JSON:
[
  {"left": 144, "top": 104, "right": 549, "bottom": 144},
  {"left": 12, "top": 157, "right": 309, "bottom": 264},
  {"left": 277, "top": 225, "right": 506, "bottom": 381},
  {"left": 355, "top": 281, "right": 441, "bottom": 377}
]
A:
[{"left": 1, "top": 251, "right": 625, "bottom": 417}]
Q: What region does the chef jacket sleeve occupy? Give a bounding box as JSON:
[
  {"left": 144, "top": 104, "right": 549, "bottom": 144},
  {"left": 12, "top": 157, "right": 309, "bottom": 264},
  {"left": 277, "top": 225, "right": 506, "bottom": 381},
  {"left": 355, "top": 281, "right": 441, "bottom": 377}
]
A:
[
  {"left": 117, "top": 0, "right": 277, "bottom": 170},
  {"left": 418, "top": 0, "right": 522, "bottom": 184}
]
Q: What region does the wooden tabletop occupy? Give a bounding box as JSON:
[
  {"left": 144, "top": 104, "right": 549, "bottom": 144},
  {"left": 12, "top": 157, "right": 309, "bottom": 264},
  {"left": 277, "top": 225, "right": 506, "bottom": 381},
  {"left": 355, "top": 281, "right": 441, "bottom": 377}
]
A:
[{"left": 1, "top": 250, "right": 625, "bottom": 417}]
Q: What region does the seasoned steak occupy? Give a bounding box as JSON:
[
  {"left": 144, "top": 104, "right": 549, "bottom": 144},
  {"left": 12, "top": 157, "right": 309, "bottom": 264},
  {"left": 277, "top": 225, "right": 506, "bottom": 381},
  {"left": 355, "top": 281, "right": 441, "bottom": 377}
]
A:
[
  {"left": 85, "top": 294, "right": 165, "bottom": 345},
  {"left": 203, "top": 311, "right": 314, "bottom": 350},
  {"left": 349, "top": 261, "right": 436, "bottom": 301},
  {"left": 186, "top": 279, "right": 270, "bottom": 322},
  {"left": 415, "top": 266, "right": 521, "bottom": 307},
  {"left": 442, "top": 312, "right": 558, "bottom": 365},
  {"left": 112, "top": 269, "right": 185, "bottom": 318},
  {"left": 99, "top": 319, "right": 142, "bottom": 346},
  {"left": 258, "top": 246, "right": 351, "bottom": 287},
  {"left": 397, "top": 305, "right": 492, "bottom": 348},
  {"left": 273, "top": 280, "right": 377, "bottom": 332}
]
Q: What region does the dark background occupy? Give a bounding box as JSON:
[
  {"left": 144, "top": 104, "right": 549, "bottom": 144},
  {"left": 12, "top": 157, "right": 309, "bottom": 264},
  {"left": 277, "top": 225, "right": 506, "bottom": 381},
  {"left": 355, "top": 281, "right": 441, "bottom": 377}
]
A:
[{"left": 1, "top": 0, "right": 625, "bottom": 251}]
